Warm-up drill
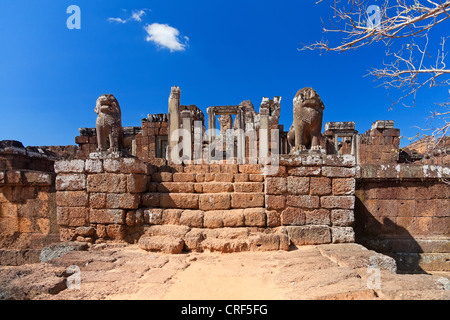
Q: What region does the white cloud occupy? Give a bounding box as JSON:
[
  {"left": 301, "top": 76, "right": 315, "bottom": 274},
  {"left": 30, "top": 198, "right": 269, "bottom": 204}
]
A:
[
  {"left": 144, "top": 23, "right": 188, "bottom": 52},
  {"left": 108, "top": 17, "right": 127, "bottom": 24},
  {"left": 131, "top": 10, "right": 146, "bottom": 22},
  {"left": 108, "top": 9, "right": 148, "bottom": 24}
]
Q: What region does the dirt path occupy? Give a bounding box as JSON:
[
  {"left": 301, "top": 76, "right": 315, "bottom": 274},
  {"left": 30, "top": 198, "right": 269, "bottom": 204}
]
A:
[
  {"left": 160, "top": 253, "right": 286, "bottom": 300},
  {"left": 1, "top": 243, "right": 449, "bottom": 300}
]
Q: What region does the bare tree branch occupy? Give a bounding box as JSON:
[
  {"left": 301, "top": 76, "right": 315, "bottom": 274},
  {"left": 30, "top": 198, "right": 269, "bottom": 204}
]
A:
[{"left": 302, "top": 0, "right": 450, "bottom": 146}]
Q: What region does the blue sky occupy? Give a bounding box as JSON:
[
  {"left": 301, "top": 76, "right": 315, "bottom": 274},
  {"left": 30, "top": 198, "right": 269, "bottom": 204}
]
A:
[{"left": 0, "top": 0, "right": 448, "bottom": 148}]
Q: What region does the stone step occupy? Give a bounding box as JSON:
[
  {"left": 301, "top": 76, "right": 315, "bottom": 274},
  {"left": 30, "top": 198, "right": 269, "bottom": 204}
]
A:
[
  {"left": 141, "top": 208, "right": 267, "bottom": 228},
  {"left": 141, "top": 192, "right": 265, "bottom": 210},
  {"left": 138, "top": 225, "right": 290, "bottom": 254}
]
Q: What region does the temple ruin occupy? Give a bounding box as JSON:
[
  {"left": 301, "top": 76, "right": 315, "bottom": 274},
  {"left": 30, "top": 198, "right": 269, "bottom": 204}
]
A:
[{"left": 0, "top": 87, "right": 448, "bottom": 273}]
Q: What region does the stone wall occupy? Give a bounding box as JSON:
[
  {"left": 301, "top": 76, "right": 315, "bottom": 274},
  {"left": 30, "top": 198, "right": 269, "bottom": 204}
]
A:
[
  {"left": 355, "top": 164, "right": 450, "bottom": 272},
  {"left": 0, "top": 145, "right": 60, "bottom": 266},
  {"left": 54, "top": 154, "right": 357, "bottom": 252},
  {"left": 358, "top": 121, "right": 400, "bottom": 165}
]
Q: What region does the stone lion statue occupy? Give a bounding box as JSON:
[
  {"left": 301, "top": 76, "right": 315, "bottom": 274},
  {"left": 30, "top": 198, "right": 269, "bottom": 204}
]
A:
[
  {"left": 287, "top": 87, "right": 324, "bottom": 152},
  {"left": 94, "top": 94, "right": 123, "bottom": 152}
]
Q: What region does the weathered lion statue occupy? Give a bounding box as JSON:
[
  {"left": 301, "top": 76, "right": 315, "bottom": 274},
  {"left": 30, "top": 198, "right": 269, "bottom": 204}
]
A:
[
  {"left": 287, "top": 87, "right": 324, "bottom": 152},
  {"left": 94, "top": 94, "right": 123, "bottom": 152}
]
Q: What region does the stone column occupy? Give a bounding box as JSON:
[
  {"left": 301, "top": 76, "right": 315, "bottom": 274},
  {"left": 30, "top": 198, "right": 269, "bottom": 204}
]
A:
[
  {"left": 236, "top": 107, "right": 246, "bottom": 163},
  {"left": 181, "top": 110, "right": 192, "bottom": 160},
  {"left": 207, "top": 107, "right": 216, "bottom": 143},
  {"left": 259, "top": 106, "right": 269, "bottom": 163},
  {"left": 193, "top": 121, "right": 203, "bottom": 164},
  {"left": 168, "top": 86, "right": 181, "bottom": 152}
]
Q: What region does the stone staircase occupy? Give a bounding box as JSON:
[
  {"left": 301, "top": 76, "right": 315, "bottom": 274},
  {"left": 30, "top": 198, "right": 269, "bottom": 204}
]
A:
[{"left": 137, "top": 208, "right": 290, "bottom": 253}]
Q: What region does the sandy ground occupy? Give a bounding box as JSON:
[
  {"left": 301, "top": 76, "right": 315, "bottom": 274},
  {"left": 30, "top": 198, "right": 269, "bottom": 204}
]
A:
[{"left": 1, "top": 243, "right": 449, "bottom": 300}]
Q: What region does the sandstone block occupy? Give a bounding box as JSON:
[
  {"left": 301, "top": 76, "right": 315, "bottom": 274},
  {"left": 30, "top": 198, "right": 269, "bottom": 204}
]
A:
[
  {"left": 120, "top": 158, "right": 149, "bottom": 174},
  {"left": 23, "top": 171, "right": 53, "bottom": 186},
  {"left": 321, "top": 196, "right": 355, "bottom": 210},
  {"left": 5, "top": 171, "right": 21, "bottom": 184},
  {"left": 266, "top": 210, "right": 281, "bottom": 227},
  {"left": 322, "top": 167, "right": 356, "bottom": 178},
  {"left": 219, "top": 164, "right": 238, "bottom": 174},
  {"left": 286, "top": 225, "right": 331, "bottom": 245},
  {"left": 180, "top": 210, "right": 204, "bottom": 228},
  {"left": 244, "top": 208, "right": 266, "bottom": 227},
  {"left": 103, "top": 159, "right": 120, "bottom": 173},
  {"left": 331, "top": 227, "right": 355, "bottom": 243},
  {"left": 333, "top": 178, "right": 356, "bottom": 196},
  {"left": 160, "top": 193, "right": 199, "bottom": 209},
  {"left": 162, "top": 209, "right": 183, "bottom": 225},
  {"left": 106, "top": 193, "right": 140, "bottom": 209},
  {"left": 249, "top": 174, "right": 264, "bottom": 182},
  {"left": 265, "top": 177, "right": 287, "bottom": 195},
  {"left": 127, "top": 174, "right": 148, "bottom": 193},
  {"left": 56, "top": 207, "right": 89, "bottom": 227},
  {"left": 231, "top": 193, "right": 264, "bottom": 208},
  {"left": 331, "top": 209, "right": 355, "bottom": 227},
  {"left": 96, "top": 224, "right": 107, "bottom": 238},
  {"left": 214, "top": 173, "right": 234, "bottom": 182},
  {"left": 203, "top": 211, "right": 224, "bottom": 228},
  {"left": 54, "top": 160, "right": 85, "bottom": 173},
  {"left": 281, "top": 207, "right": 305, "bottom": 226},
  {"left": 234, "top": 174, "right": 249, "bottom": 182},
  {"left": 199, "top": 194, "right": 231, "bottom": 211},
  {"left": 59, "top": 227, "right": 77, "bottom": 242},
  {"left": 222, "top": 209, "right": 245, "bottom": 227},
  {"left": 184, "top": 165, "right": 210, "bottom": 173},
  {"left": 173, "top": 173, "right": 196, "bottom": 182},
  {"left": 287, "top": 167, "right": 321, "bottom": 177},
  {"left": 201, "top": 183, "right": 233, "bottom": 193},
  {"left": 89, "top": 193, "right": 106, "bottom": 209},
  {"left": 286, "top": 195, "right": 320, "bottom": 209},
  {"left": 265, "top": 195, "right": 286, "bottom": 210},
  {"left": 310, "top": 177, "right": 332, "bottom": 196},
  {"left": 143, "top": 224, "right": 191, "bottom": 238},
  {"left": 85, "top": 159, "right": 103, "bottom": 173},
  {"left": 287, "top": 176, "right": 309, "bottom": 195},
  {"left": 238, "top": 164, "right": 262, "bottom": 174},
  {"left": 184, "top": 229, "right": 206, "bottom": 252},
  {"left": 56, "top": 191, "right": 88, "bottom": 207},
  {"left": 144, "top": 208, "right": 163, "bottom": 225},
  {"left": 142, "top": 193, "right": 160, "bottom": 207},
  {"left": 248, "top": 234, "right": 281, "bottom": 251},
  {"left": 201, "top": 238, "right": 248, "bottom": 253},
  {"left": 158, "top": 182, "right": 195, "bottom": 193},
  {"left": 106, "top": 224, "right": 126, "bottom": 240},
  {"left": 234, "top": 182, "right": 264, "bottom": 193},
  {"left": 87, "top": 174, "right": 127, "bottom": 193},
  {"left": 305, "top": 209, "right": 331, "bottom": 225},
  {"left": 195, "top": 173, "right": 215, "bottom": 183},
  {"left": 90, "top": 209, "right": 125, "bottom": 224},
  {"left": 152, "top": 172, "right": 173, "bottom": 182},
  {"left": 302, "top": 155, "right": 323, "bottom": 166},
  {"left": 55, "top": 174, "right": 86, "bottom": 191},
  {"left": 139, "top": 235, "right": 184, "bottom": 254},
  {"left": 75, "top": 226, "right": 96, "bottom": 237},
  {"left": 126, "top": 210, "right": 136, "bottom": 226}
]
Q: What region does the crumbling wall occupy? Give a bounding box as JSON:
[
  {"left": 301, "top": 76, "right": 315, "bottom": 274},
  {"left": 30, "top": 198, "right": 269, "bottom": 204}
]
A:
[
  {"left": 0, "top": 143, "right": 59, "bottom": 265},
  {"left": 358, "top": 121, "right": 400, "bottom": 165},
  {"left": 54, "top": 154, "right": 357, "bottom": 252},
  {"left": 355, "top": 164, "right": 450, "bottom": 272}
]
